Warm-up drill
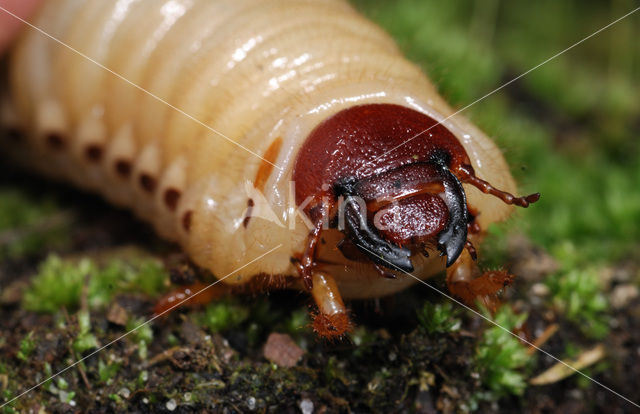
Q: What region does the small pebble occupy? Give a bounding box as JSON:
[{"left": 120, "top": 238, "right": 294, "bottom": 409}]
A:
[
  {"left": 118, "top": 387, "right": 130, "bottom": 399},
  {"left": 569, "top": 389, "right": 583, "bottom": 400},
  {"left": 263, "top": 333, "right": 304, "bottom": 368},
  {"left": 58, "top": 390, "right": 72, "bottom": 403},
  {"left": 299, "top": 398, "right": 314, "bottom": 414},
  {"left": 166, "top": 398, "right": 177, "bottom": 411},
  {"left": 531, "top": 283, "right": 550, "bottom": 297},
  {"left": 106, "top": 302, "right": 129, "bottom": 326},
  {"left": 610, "top": 284, "right": 638, "bottom": 309},
  {"left": 247, "top": 396, "right": 256, "bottom": 410}
]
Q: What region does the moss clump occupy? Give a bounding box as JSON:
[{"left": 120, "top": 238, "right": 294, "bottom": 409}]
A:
[
  {"left": 73, "top": 310, "right": 99, "bottom": 354},
  {"left": 125, "top": 318, "right": 154, "bottom": 360},
  {"left": 196, "top": 299, "right": 250, "bottom": 333},
  {"left": 22, "top": 256, "right": 90, "bottom": 312},
  {"left": 2, "top": 401, "right": 16, "bottom": 414},
  {"left": 416, "top": 301, "right": 461, "bottom": 335},
  {"left": 475, "top": 306, "right": 531, "bottom": 398},
  {"left": 98, "top": 359, "right": 121, "bottom": 385},
  {"left": 546, "top": 266, "right": 609, "bottom": 339},
  {"left": 16, "top": 332, "right": 36, "bottom": 362},
  {"left": 0, "top": 188, "right": 70, "bottom": 260},
  {"left": 22, "top": 255, "right": 168, "bottom": 313},
  {"left": 282, "top": 309, "right": 310, "bottom": 336}
]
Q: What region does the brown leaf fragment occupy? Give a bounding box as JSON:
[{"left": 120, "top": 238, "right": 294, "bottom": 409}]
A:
[
  {"left": 106, "top": 302, "right": 129, "bottom": 326},
  {"left": 610, "top": 284, "right": 639, "bottom": 310},
  {"left": 0, "top": 279, "right": 28, "bottom": 305},
  {"left": 526, "top": 323, "right": 559, "bottom": 355},
  {"left": 530, "top": 344, "right": 606, "bottom": 385},
  {"left": 263, "top": 333, "right": 304, "bottom": 368}
]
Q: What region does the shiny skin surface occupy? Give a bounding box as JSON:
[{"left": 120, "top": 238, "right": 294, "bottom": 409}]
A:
[{"left": 293, "top": 104, "right": 471, "bottom": 208}]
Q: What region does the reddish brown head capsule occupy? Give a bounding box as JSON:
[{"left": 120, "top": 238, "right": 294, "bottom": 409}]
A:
[{"left": 293, "top": 104, "right": 538, "bottom": 275}]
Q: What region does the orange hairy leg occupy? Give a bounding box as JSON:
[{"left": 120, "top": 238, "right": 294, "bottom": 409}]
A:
[
  {"left": 153, "top": 272, "right": 296, "bottom": 317},
  {"left": 310, "top": 271, "right": 351, "bottom": 338},
  {"left": 293, "top": 234, "right": 353, "bottom": 339},
  {"left": 445, "top": 249, "right": 514, "bottom": 313},
  {"left": 153, "top": 280, "right": 230, "bottom": 316}
]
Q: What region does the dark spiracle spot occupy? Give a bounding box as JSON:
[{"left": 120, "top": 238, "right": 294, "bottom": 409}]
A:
[
  {"left": 139, "top": 173, "right": 157, "bottom": 193},
  {"left": 84, "top": 144, "right": 104, "bottom": 162},
  {"left": 46, "top": 132, "right": 66, "bottom": 149},
  {"left": 164, "top": 188, "right": 181, "bottom": 211},
  {"left": 182, "top": 210, "right": 193, "bottom": 232},
  {"left": 115, "top": 159, "right": 132, "bottom": 178},
  {"left": 243, "top": 198, "right": 255, "bottom": 228}
]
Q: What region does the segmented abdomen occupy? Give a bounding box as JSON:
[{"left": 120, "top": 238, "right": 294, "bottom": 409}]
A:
[{"left": 2, "top": 0, "right": 515, "bottom": 285}]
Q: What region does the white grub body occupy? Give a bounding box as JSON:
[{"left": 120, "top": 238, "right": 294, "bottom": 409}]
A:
[{"left": 1, "top": 0, "right": 516, "bottom": 299}]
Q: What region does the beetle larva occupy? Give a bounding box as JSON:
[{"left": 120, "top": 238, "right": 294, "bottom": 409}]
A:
[{"left": 1, "top": 0, "right": 538, "bottom": 337}]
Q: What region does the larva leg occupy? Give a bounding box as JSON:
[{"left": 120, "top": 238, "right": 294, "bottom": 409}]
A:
[
  {"left": 298, "top": 205, "right": 330, "bottom": 290},
  {"left": 294, "top": 218, "right": 352, "bottom": 338},
  {"left": 310, "top": 271, "right": 351, "bottom": 338},
  {"left": 299, "top": 220, "right": 322, "bottom": 290},
  {"left": 153, "top": 280, "right": 230, "bottom": 316},
  {"left": 445, "top": 249, "right": 513, "bottom": 313}
]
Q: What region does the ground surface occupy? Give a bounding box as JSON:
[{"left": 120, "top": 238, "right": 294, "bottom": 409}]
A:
[{"left": 1, "top": 0, "right": 639, "bottom": 413}]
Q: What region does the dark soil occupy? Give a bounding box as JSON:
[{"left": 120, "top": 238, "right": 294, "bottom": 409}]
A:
[{"left": 0, "top": 164, "right": 639, "bottom": 413}]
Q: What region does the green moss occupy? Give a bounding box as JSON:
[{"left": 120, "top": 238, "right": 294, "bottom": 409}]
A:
[
  {"left": 349, "top": 326, "right": 379, "bottom": 359},
  {"left": 416, "top": 302, "right": 461, "bottom": 335},
  {"left": 137, "top": 370, "right": 149, "bottom": 388},
  {"left": 323, "top": 355, "right": 350, "bottom": 387},
  {"left": 22, "top": 256, "right": 88, "bottom": 312},
  {"left": 475, "top": 307, "right": 531, "bottom": 398},
  {"left": 43, "top": 362, "right": 53, "bottom": 389},
  {"left": 98, "top": 359, "right": 121, "bottom": 385},
  {"left": 56, "top": 377, "right": 69, "bottom": 390},
  {"left": 59, "top": 390, "right": 76, "bottom": 404},
  {"left": 282, "top": 309, "right": 310, "bottom": 335},
  {"left": 125, "top": 318, "right": 154, "bottom": 360},
  {"left": 73, "top": 310, "right": 99, "bottom": 354},
  {"left": 127, "top": 260, "right": 168, "bottom": 296},
  {"left": 352, "top": 0, "right": 501, "bottom": 106},
  {"left": 86, "top": 258, "right": 168, "bottom": 307},
  {"left": 22, "top": 255, "right": 169, "bottom": 313},
  {"left": 196, "top": 299, "right": 250, "bottom": 333},
  {"left": 167, "top": 333, "right": 179, "bottom": 347},
  {"left": 546, "top": 265, "right": 609, "bottom": 339},
  {"left": 2, "top": 402, "right": 16, "bottom": 414},
  {"left": 0, "top": 188, "right": 70, "bottom": 260},
  {"left": 16, "top": 332, "right": 36, "bottom": 362},
  {"left": 524, "top": 156, "right": 640, "bottom": 263}
]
